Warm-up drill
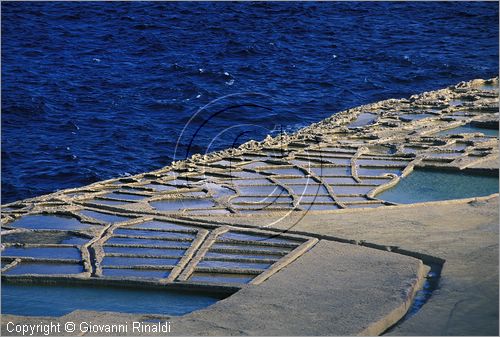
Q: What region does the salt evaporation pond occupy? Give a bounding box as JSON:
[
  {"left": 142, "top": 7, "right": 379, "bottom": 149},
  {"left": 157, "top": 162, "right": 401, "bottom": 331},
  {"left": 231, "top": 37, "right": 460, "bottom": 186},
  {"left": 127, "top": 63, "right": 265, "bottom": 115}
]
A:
[
  {"left": 2, "top": 283, "right": 225, "bottom": 317},
  {"left": 436, "top": 124, "right": 499, "bottom": 137},
  {"left": 378, "top": 169, "right": 499, "bottom": 204}
]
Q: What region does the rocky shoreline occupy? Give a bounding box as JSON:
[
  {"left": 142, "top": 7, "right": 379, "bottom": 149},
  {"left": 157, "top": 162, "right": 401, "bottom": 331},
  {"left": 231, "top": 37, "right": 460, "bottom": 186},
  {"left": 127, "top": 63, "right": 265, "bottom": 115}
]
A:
[{"left": 2, "top": 78, "right": 498, "bottom": 335}]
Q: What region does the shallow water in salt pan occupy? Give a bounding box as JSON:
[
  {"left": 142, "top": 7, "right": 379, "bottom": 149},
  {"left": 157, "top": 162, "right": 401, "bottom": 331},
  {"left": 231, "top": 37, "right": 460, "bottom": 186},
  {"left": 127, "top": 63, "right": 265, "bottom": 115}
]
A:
[
  {"left": 2, "top": 247, "right": 81, "bottom": 260},
  {"left": 150, "top": 198, "right": 215, "bottom": 211},
  {"left": 7, "top": 214, "right": 89, "bottom": 230},
  {"left": 104, "top": 246, "right": 186, "bottom": 256},
  {"left": 131, "top": 221, "right": 195, "bottom": 231},
  {"left": 436, "top": 124, "right": 499, "bottom": 137},
  {"left": 102, "top": 256, "right": 179, "bottom": 266},
  {"left": 378, "top": 169, "right": 499, "bottom": 204},
  {"left": 79, "top": 210, "right": 131, "bottom": 224},
  {"left": 197, "top": 260, "right": 271, "bottom": 269},
  {"left": 102, "top": 268, "right": 170, "bottom": 278},
  {"left": 4, "top": 263, "right": 83, "bottom": 275},
  {"left": 190, "top": 272, "right": 254, "bottom": 284},
  {"left": 2, "top": 283, "right": 223, "bottom": 316},
  {"left": 348, "top": 113, "right": 378, "bottom": 128},
  {"left": 106, "top": 237, "right": 192, "bottom": 247}
]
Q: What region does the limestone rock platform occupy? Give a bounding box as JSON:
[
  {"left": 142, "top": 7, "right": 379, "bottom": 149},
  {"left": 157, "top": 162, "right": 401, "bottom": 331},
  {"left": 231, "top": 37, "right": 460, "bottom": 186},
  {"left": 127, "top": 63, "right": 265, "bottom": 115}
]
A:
[{"left": 1, "top": 78, "right": 498, "bottom": 335}]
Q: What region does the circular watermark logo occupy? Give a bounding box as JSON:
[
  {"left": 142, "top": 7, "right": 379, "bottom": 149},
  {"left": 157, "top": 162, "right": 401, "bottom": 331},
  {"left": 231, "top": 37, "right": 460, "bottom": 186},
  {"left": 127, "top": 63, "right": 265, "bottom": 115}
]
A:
[{"left": 173, "top": 92, "right": 328, "bottom": 233}]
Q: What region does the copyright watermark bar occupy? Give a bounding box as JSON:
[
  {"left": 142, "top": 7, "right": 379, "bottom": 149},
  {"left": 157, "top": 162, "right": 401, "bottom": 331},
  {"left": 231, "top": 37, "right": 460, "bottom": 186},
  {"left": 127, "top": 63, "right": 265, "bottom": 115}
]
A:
[{"left": 5, "top": 321, "right": 172, "bottom": 335}]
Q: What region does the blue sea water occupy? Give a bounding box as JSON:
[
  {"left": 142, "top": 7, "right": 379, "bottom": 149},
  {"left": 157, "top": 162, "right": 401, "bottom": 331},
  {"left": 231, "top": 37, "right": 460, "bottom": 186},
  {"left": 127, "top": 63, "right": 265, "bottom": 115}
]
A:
[{"left": 2, "top": 2, "right": 498, "bottom": 204}]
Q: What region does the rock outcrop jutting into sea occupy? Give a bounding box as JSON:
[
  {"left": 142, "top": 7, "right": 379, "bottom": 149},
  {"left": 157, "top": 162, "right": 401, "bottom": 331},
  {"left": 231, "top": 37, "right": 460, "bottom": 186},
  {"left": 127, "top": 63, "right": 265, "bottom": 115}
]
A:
[{"left": 1, "top": 78, "right": 498, "bottom": 335}]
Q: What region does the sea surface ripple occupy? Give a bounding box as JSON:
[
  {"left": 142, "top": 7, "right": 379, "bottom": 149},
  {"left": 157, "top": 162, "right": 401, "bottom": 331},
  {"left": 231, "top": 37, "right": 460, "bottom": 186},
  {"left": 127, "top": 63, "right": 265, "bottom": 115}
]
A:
[{"left": 2, "top": 2, "right": 498, "bottom": 203}]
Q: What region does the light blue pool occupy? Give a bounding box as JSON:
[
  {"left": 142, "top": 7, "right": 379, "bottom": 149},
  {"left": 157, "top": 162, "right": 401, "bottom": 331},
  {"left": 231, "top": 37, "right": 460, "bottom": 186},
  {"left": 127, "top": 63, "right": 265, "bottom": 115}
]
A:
[
  {"left": 2, "top": 283, "right": 225, "bottom": 317},
  {"left": 378, "top": 169, "right": 499, "bottom": 204},
  {"left": 436, "top": 124, "right": 499, "bottom": 137}
]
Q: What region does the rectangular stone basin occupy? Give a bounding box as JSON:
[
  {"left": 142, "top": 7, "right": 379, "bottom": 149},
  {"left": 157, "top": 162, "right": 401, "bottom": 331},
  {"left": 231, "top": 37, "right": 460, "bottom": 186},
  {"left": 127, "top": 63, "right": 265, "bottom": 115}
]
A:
[
  {"left": 323, "top": 177, "right": 357, "bottom": 184},
  {"left": 2, "top": 247, "right": 81, "bottom": 260},
  {"left": 436, "top": 124, "right": 499, "bottom": 137},
  {"left": 333, "top": 185, "right": 375, "bottom": 195},
  {"left": 288, "top": 184, "right": 329, "bottom": 195},
  {"left": 219, "top": 232, "right": 301, "bottom": 245},
  {"left": 79, "top": 210, "right": 132, "bottom": 224},
  {"left": 241, "top": 161, "right": 269, "bottom": 169},
  {"left": 4, "top": 262, "right": 83, "bottom": 275},
  {"left": 237, "top": 185, "right": 287, "bottom": 196},
  {"left": 197, "top": 260, "right": 271, "bottom": 270},
  {"left": 1, "top": 283, "right": 224, "bottom": 316},
  {"left": 113, "top": 228, "right": 196, "bottom": 240},
  {"left": 150, "top": 198, "right": 216, "bottom": 211},
  {"left": 211, "top": 243, "right": 292, "bottom": 254},
  {"left": 232, "top": 203, "right": 292, "bottom": 210},
  {"left": 297, "top": 195, "right": 335, "bottom": 203},
  {"left": 106, "top": 237, "right": 192, "bottom": 247},
  {"left": 263, "top": 167, "right": 306, "bottom": 176},
  {"left": 399, "top": 113, "right": 434, "bottom": 122},
  {"left": 377, "top": 169, "right": 499, "bottom": 204},
  {"left": 275, "top": 177, "right": 315, "bottom": 185},
  {"left": 205, "top": 251, "right": 281, "bottom": 260},
  {"left": 309, "top": 166, "right": 351, "bottom": 176},
  {"left": 88, "top": 198, "right": 130, "bottom": 206},
  {"left": 229, "top": 171, "right": 268, "bottom": 179},
  {"left": 402, "top": 146, "right": 426, "bottom": 154},
  {"left": 357, "top": 167, "right": 402, "bottom": 177},
  {"left": 102, "top": 268, "right": 171, "bottom": 278},
  {"left": 189, "top": 272, "right": 254, "bottom": 284},
  {"left": 102, "top": 192, "right": 148, "bottom": 201},
  {"left": 131, "top": 221, "right": 197, "bottom": 231},
  {"left": 321, "top": 157, "right": 352, "bottom": 165},
  {"left": 232, "top": 195, "right": 292, "bottom": 203},
  {"left": 102, "top": 257, "right": 179, "bottom": 267},
  {"left": 7, "top": 214, "right": 90, "bottom": 230},
  {"left": 356, "top": 159, "right": 409, "bottom": 166},
  {"left": 224, "top": 178, "right": 272, "bottom": 185},
  {"left": 104, "top": 246, "right": 186, "bottom": 257},
  {"left": 291, "top": 159, "right": 319, "bottom": 167},
  {"left": 60, "top": 236, "right": 90, "bottom": 245},
  {"left": 143, "top": 183, "right": 178, "bottom": 192}
]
